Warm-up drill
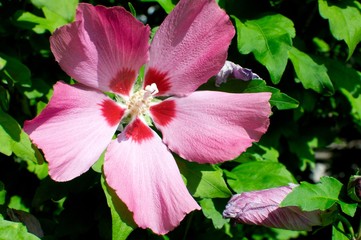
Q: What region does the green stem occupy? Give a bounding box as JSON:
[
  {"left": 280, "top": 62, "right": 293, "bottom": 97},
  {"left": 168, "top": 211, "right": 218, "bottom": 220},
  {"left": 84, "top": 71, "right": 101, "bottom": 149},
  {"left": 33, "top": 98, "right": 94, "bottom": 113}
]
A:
[{"left": 338, "top": 214, "right": 356, "bottom": 240}]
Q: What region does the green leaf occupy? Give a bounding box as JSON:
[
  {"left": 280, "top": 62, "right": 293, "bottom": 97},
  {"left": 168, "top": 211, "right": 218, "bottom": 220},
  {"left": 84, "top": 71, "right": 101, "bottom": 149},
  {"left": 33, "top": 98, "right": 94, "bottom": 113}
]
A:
[
  {"left": 226, "top": 161, "right": 297, "bottom": 193},
  {"left": 199, "top": 79, "right": 299, "bottom": 110},
  {"left": 0, "top": 182, "right": 6, "bottom": 205},
  {"left": 26, "top": 161, "right": 48, "bottom": 180},
  {"left": 332, "top": 221, "right": 350, "bottom": 240},
  {"left": 140, "top": 0, "right": 175, "bottom": 14},
  {"left": 17, "top": 10, "right": 67, "bottom": 34},
  {"left": 101, "top": 174, "right": 136, "bottom": 240},
  {"left": 270, "top": 229, "right": 306, "bottom": 240},
  {"left": 31, "top": 0, "right": 78, "bottom": 23},
  {"left": 318, "top": 0, "right": 361, "bottom": 59},
  {"left": 22, "top": 78, "right": 52, "bottom": 100},
  {"left": 91, "top": 151, "right": 105, "bottom": 173},
  {"left": 0, "top": 56, "right": 6, "bottom": 70},
  {"left": 239, "top": 80, "right": 299, "bottom": 110},
  {"left": 9, "top": 196, "right": 30, "bottom": 212},
  {"left": 0, "top": 54, "right": 31, "bottom": 87},
  {"left": 287, "top": 136, "right": 318, "bottom": 171},
  {"left": 0, "top": 110, "right": 19, "bottom": 156},
  {"left": 199, "top": 198, "right": 229, "bottom": 229},
  {"left": 0, "top": 220, "right": 40, "bottom": 240},
  {"left": 17, "top": 0, "right": 78, "bottom": 33},
  {"left": 176, "top": 158, "right": 232, "bottom": 198},
  {"left": 128, "top": 2, "right": 137, "bottom": 16},
  {"left": 322, "top": 57, "right": 361, "bottom": 97},
  {"left": 313, "top": 37, "right": 331, "bottom": 53},
  {"left": 340, "top": 89, "right": 361, "bottom": 126},
  {"left": 288, "top": 47, "right": 334, "bottom": 95},
  {"left": 12, "top": 130, "right": 44, "bottom": 164},
  {"left": 0, "top": 86, "right": 10, "bottom": 111},
  {"left": 281, "top": 177, "right": 357, "bottom": 216},
  {"left": 0, "top": 110, "right": 44, "bottom": 164},
  {"left": 233, "top": 14, "right": 295, "bottom": 84}
]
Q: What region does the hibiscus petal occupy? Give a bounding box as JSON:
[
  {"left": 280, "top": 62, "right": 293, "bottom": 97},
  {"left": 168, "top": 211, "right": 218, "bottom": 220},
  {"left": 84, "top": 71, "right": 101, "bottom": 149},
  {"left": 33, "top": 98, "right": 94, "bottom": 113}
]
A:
[
  {"left": 104, "top": 118, "right": 200, "bottom": 234},
  {"left": 150, "top": 91, "right": 271, "bottom": 163},
  {"left": 50, "top": 3, "right": 150, "bottom": 95},
  {"left": 223, "top": 185, "right": 322, "bottom": 231},
  {"left": 144, "top": 0, "right": 235, "bottom": 96},
  {"left": 24, "top": 82, "right": 124, "bottom": 181}
]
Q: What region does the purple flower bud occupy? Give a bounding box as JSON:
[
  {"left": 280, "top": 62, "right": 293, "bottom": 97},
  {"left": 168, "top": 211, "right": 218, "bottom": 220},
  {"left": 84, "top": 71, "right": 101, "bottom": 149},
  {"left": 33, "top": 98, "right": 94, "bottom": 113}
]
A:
[
  {"left": 223, "top": 184, "right": 322, "bottom": 231},
  {"left": 215, "top": 61, "right": 260, "bottom": 87}
]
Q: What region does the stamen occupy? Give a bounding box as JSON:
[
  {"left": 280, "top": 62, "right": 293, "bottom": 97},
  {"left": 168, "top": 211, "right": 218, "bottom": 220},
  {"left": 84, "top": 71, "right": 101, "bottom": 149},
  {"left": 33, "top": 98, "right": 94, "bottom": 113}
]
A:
[{"left": 126, "top": 83, "right": 159, "bottom": 117}]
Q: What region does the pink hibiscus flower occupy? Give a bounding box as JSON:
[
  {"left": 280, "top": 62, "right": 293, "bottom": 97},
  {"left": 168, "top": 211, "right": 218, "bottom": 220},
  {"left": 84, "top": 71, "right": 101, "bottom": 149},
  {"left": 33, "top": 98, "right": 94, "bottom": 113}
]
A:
[{"left": 24, "top": 0, "right": 271, "bottom": 234}]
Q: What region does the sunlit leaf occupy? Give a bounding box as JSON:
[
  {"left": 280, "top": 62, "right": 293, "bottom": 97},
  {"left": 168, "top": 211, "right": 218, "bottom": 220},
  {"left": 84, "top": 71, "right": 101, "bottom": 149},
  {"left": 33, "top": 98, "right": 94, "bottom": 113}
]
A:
[
  {"left": 177, "top": 158, "right": 232, "bottom": 198},
  {"left": 0, "top": 220, "right": 40, "bottom": 240},
  {"left": 281, "top": 176, "right": 357, "bottom": 217},
  {"left": 0, "top": 56, "right": 6, "bottom": 70},
  {"left": 9, "top": 195, "right": 30, "bottom": 212},
  {"left": 26, "top": 161, "right": 48, "bottom": 180},
  {"left": 0, "top": 110, "right": 43, "bottom": 164},
  {"left": 0, "top": 182, "right": 6, "bottom": 205},
  {"left": 289, "top": 47, "right": 334, "bottom": 95},
  {"left": 199, "top": 198, "right": 229, "bottom": 229},
  {"left": 31, "top": 0, "right": 78, "bottom": 23},
  {"left": 339, "top": 89, "right": 361, "bottom": 127},
  {"left": 313, "top": 37, "right": 331, "bottom": 53},
  {"left": 226, "top": 161, "right": 297, "bottom": 193},
  {"left": 332, "top": 221, "right": 349, "bottom": 240},
  {"left": 101, "top": 174, "right": 136, "bottom": 240},
  {"left": 17, "top": 0, "right": 78, "bottom": 33},
  {"left": 318, "top": 0, "right": 361, "bottom": 59},
  {"left": 233, "top": 14, "right": 295, "bottom": 84},
  {"left": 0, "top": 110, "right": 19, "bottom": 156}
]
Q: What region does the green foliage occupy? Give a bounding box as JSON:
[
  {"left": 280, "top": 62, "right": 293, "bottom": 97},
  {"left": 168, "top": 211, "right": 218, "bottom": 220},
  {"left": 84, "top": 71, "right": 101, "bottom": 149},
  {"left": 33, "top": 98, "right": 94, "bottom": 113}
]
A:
[
  {"left": 226, "top": 161, "right": 297, "bottom": 193},
  {"left": 177, "top": 158, "right": 232, "bottom": 198},
  {"left": 332, "top": 221, "right": 350, "bottom": 240},
  {"left": 281, "top": 177, "right": 357, "bottom": 217},
  {"left": 0, "top": 54, "right": 31, "bottom": 87},
  {"left": 16, "top": 0, "right": 78, "bottom": 33},
  {"left": 0, "top": 110, "right": 43, "bottom": 164},
  {"left": 318, "top": 0, "right": 361, "bottom": 59},
  {"left": 233, "top": 14, "right": 295, "bottom": 84},
  {"left": 199, "top": 198, "right": 229, "bottom": 229},
  {"left": 289, "top": 47, "right": 334, "bottom": 95},
  {"left": 101, "top": 175, "right": 136, "bottom": 240},
  {"left": 0, "top": 220, "right": 40, "bottom": 240}
]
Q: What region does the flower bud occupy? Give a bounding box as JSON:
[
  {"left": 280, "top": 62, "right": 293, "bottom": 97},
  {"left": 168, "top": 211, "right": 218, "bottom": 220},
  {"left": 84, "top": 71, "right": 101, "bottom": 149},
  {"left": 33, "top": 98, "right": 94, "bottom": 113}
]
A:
[
  {"left": 347, "top": 175, "right": 361, "bottom": 202},
  {"left": 223, "top": 184, "right": 322, "bottom": 231}
]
